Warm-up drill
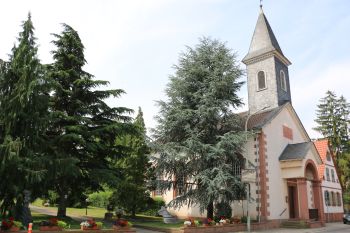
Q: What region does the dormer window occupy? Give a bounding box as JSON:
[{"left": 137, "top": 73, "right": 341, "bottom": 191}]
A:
[
  {"left": 280, "top": 70, "right": 287, "bottom": 91},
  {"left": 257, "top": 71, "right": 266, "bottom": 90}
]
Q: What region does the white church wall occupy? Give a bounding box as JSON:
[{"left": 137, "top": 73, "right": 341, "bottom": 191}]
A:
[{"left": 262, "top": 106, "right": 308, "bottom": 220}]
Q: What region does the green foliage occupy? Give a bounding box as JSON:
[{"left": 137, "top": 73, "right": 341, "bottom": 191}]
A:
[
  {"left": 110, "top": 108, "right": 151, "bottom": 217},
  {"left": 13, "top": 221, "right": 23, "bottom": 228},
  {"left": 140, "top": 197, "right": 165, "bottom": 216},
  {"left": 88, "top": 190, "right": 113, "bottom": 208},
  {"left": 153, "top": 37, "right": 247, "bottom": 218},
  {"left": 314, "top": 91, "right": 350, "bottom": 189},
  {"left": 95, "top": 222, "right": 103, "bottom": 228},
  {"left": 240, "top": 216, "right": 247, "bottom": 223},
  {"left": 214, "top": 202, "right": 232, "bottom": 219},
  {"left": 45, "top": 23, "right": 133, "bottom": 217},
  {"left": 0, "top": 13, "right": 49, "bottom": 222},
  {"left": 57, "top": 221, "right": 68, "bottom": 229}
]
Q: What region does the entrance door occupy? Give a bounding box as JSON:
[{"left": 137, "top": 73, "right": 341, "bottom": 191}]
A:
[{"left": 288, "top": 186, "right": 296, "bottom": 218}]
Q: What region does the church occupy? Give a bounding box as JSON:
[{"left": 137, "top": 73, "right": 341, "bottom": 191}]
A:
[{"left": 156, "top": 6, "right": 343, "bottom": 226}]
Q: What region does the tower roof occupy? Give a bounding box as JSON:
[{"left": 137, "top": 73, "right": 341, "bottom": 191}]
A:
[{"left": 242, "top": 8, "right": 291, "bottom": 65}]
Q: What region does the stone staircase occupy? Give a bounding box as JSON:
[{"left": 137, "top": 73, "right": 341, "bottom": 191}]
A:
[{"left": 281, "top": 220, "right": 324, "bottom": 229}]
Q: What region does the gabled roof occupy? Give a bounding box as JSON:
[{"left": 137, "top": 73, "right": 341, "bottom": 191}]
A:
[
  {"left": 279, "top": 142, "right": 313, "bottom": 161},
  {"left": 242, "top": 105, "right": 284, "bottom": 130},
  {"left": 314, "top": 139, "right": 329, "bottom": 180},
  {"left": 242, "top": 8, "right": 291, "bottom": 65}
]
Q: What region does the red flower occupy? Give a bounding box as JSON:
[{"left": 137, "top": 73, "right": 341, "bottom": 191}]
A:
[{"left": 8, "top": 217, "right": 14, "bottom": 222}]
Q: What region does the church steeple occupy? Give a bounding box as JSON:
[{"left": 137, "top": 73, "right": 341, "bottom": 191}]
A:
[
  {"left": 243, "top": 7, "right": 290, "bottom": 66},
  {"left": 243, "top": 8, "right": 292, "bottom": 113}
]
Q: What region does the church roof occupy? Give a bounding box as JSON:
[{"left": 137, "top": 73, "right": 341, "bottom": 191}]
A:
[
  {"left": 279, "top": 142, "right": 313, "bottom": 161},
  {"left": 242, "top": 8, "right": 291, "bottom": 65},
  {"left": 242, "top": 105, "right": 284, "bottom": 130}
]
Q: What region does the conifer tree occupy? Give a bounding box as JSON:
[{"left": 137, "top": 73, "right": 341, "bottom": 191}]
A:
[
  {"left": 46, "top": 24, "right": 133, "bottom": 217},
  {"left": 153, "top": 38, "right": 247, "bottom": 218},
  {"left": 314, "top": 91, "right": 349, "bottom": 156},
  {"left": 314, "top": 91, "right": 350, "bottom": 190},
  {"left": 110, "top": 107, "right": 151, "bottom": 217},
  {"left": 0, "top": 14, "right": 49, "bottom": 224}
]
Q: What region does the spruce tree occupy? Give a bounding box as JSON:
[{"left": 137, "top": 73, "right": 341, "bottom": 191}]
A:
[
  {"left": 110, "top": 107, "right": 151, "bottom": 217},
  {"left": 46, "top": 24, "right": 133, "bottom": 217},
  {"left": 314, "top": 91, "right": 350, "bottom": 190},
  {"left": 314, "top": 91, "right": 349, "bottom": 156},
  {"left": 153, "top": 38, "right": 247, "bottom": 218},
  {"left": 0, "top": 14, "right": 49, "bottom": 224}
]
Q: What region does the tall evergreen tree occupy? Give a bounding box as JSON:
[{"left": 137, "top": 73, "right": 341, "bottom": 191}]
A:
[
  {"left": 110, "top": 107, "right": 151, "bottom": 217},
  {"left": 0, "top": 14, "right": 49, "bottom": 224},
  {"left": 314, "top": 91, "right": 350, "bottom": 190},
  {"left": 153, "top": 38, "right": 247, "bottom": 218},
  {"left": 46, "top": 24, "right": 133, "bottom": 217},
  {"left": 314, "top": 91, "right": 349, "bottom": 156}
]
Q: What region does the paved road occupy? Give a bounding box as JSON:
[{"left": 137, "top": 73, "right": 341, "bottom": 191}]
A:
[{"left": 243, "top": 223, "right": 349, "bottom": 233}]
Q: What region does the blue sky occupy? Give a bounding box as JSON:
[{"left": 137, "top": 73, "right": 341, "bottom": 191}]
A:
[{"left": 0, "top": 0, "right": 349, "bottom": 138}]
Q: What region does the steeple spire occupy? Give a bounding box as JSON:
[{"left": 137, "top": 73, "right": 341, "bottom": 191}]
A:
[{"left": 242, "top": 7, "right": 291, "bottom": 65}]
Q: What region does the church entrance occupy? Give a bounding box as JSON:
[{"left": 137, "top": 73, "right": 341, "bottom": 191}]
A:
[
  {"left": 287, "top": 180, "right": 299, "bottom": 219},
  {"left": 288, "top": 185, "right": 297, "bottom": 218}
]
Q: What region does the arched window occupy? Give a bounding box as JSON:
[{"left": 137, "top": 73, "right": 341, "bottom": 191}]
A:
[
  {"left": 337, "top": 192, "right": 342, "bottom": 206},
  {"left": 331, "top": 169, "right": 335, "bottom": 182},
  {"left": 326, "top": 168, "right": 330, "bottom": 181},
  {"left": 280, "top": 70, "right": 287, "bottom": 91},
  {"left": 257, "top": 71, "right": 266, "bottom": 90},
  {"left": 324, "top": 191, "right": 330, "bottom": 206}
]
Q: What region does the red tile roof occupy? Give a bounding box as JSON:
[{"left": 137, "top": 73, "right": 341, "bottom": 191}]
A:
[{"left": 313, "top": 139, "right": 329, "bottom": 180}]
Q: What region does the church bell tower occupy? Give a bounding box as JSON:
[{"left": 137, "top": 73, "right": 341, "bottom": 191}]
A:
[{"left": 242, "top": 7, "right": 292, "bottom": 113}]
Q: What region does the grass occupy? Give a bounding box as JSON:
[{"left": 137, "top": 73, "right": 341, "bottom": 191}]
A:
[
  {"left": 124, "top": 215, "right": 184, "bottom": 229},
  {"left": 32, "top": 199, "right": 107, "bottom": 219},
  {"left": 31, "top": 199, "right": 184, "bottom": 230}
]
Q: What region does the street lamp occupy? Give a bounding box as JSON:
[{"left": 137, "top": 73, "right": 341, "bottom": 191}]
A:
[
  {"left": 85, "top": 198, "right": 89, "bottom": 216},
  {"left": 243, "top": 106, "right": 269, "bottom": 232}
]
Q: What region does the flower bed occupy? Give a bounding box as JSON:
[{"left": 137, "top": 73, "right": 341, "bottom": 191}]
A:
[{"left": 80, "top": 219, "right": 102, "bottom": 230}]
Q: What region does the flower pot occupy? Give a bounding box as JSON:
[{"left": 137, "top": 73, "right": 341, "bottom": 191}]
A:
[
  {"left": 39, "top": 226, "right": 62, "bottom": 231},
  {"left": 9, "top": 226, "right": 20, "bottom": 232},
  {"left": 82, "top": 226, "right": 100, "bottom": 230}
]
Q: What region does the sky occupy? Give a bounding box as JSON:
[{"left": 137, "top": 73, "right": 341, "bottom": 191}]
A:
[{"left": 0, "top": 0, "right": 349, "bottom": 139}]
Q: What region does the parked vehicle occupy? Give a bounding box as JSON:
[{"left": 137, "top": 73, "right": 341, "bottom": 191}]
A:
[{"left": 344, "top": 213, "right": 350, "bottom": 224}]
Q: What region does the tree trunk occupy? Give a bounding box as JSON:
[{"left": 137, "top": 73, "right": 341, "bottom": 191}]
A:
[
  {"left": 57, "top": 191, "right": 67, "bottom": 217},
  {"left": 206, "top": 202, "right": 214, "bottom": 219}
]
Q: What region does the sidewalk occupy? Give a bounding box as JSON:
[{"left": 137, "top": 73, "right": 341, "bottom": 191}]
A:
[{"left": 235, "top": 222, "right": 349, "bottom": 233}]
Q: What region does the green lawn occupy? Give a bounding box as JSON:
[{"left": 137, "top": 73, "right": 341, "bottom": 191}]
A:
[
  {"left": 31, "top": 199, "right": 183, "bottom": 230},
  {"left": 32, "top": 199, "right": 107, "bottom": 219}
]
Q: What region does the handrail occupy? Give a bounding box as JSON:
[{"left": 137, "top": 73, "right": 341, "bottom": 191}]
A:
[{"left": 279, "top": 208, "right": 287, "bottom": 216}]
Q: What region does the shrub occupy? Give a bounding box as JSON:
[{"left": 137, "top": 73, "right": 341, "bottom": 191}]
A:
[
  {"left": 240, "top": 216, "right": 247, "bottom": 223},
  {"left": 214, "top": 202, "right": 232, "bottom": 219},
  {"left": 57, "top": 221, "right": 68, "bottom": 229},
  {"left": 139, "top": 197, "right": 165, "bottom": 216},
  {"left": 88, "top": 190, "right": 112, "bottom": 208}
]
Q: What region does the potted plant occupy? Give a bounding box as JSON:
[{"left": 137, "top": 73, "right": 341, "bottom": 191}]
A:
[
  {"left": 0, "top": 217, "right": 22, "bottom": 231},
  {"left": 112, "top": 219, "right": 131, "bottom": 230},
  {"left": 39, "top": 218, "right": 63, "bottom": 231},
  {"left": 80, "top": 219, "right": 102, "bottom": 230}
]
